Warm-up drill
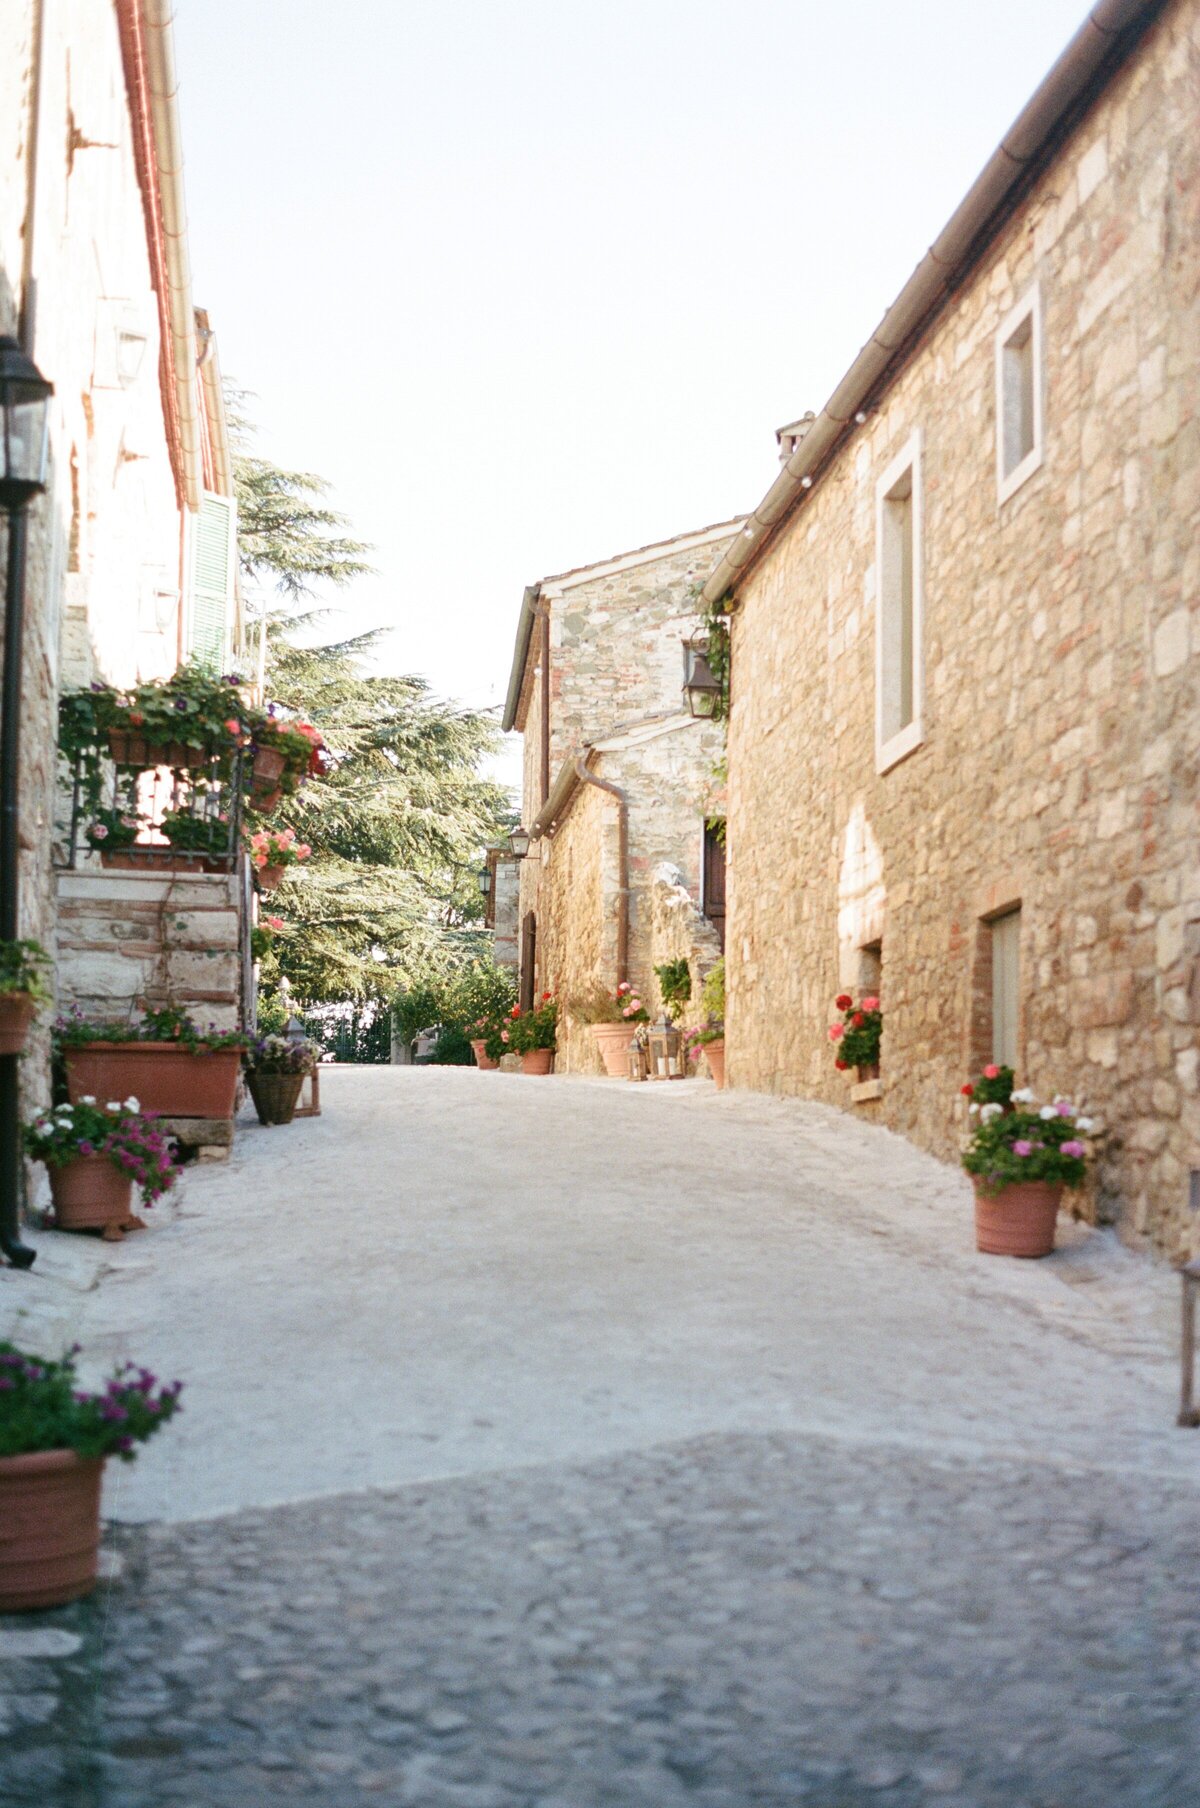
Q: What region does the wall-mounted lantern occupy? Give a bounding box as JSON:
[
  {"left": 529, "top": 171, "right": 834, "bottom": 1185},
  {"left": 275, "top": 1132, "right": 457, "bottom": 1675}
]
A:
[
  {"left": 682, "top": 639, "right": 720, "bottom": 719},
  {"left": 0, "top": 336, "right": 53, "bottom": 509},
  {"left": 508, "top": 826, "right": 531, "bottom": 859},
  {"left": 647, "top": 1016, "right": 684, "bottom": 1080},
  {"left": 477, "top": 861, "right": 492, "bottom": 898}
]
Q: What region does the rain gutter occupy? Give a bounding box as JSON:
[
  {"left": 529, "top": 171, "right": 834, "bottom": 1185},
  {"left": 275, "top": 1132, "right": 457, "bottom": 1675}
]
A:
[
  {"left": 702, "top": 0, "right": 1165, "bottom": 607},
  {"left": 501, "top": 585, "right": 540, "bottom": 732}
]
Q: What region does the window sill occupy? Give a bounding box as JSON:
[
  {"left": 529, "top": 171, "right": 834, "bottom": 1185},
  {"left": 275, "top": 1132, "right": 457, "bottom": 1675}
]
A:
[
  {"left": 997, "top": 445, "right": 1043, "bottom": 506},
  {"left": 851, "top": 1077, "right": 882, "bottom": 1103},
  {"left": 876, "top": 721, "right": 924, "bottom": 775}
]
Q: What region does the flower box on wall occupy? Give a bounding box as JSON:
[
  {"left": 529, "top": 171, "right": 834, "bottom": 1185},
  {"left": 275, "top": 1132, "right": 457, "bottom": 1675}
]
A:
[{"left": 64, "top": 1044, "right": 240, "bottom": 1120}]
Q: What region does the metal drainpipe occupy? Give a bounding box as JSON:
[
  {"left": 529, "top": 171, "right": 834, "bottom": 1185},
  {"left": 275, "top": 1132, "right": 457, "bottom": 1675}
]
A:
[
  {"left": 539, "top": 608, "right": 551, "bottom": 807},
  {"left": 574, "top": 758, "right": 629, "bottom": 990}
]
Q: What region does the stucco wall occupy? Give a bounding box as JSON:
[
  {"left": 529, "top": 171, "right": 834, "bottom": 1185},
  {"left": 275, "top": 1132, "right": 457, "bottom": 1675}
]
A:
[{"left": 724, "top": 0, "right": 1200, "bottom": 1253}]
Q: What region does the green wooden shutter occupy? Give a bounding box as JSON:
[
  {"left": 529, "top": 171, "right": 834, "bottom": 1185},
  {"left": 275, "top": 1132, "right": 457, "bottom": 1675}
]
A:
[{"left": 189, "top": 491, "right": 237, "bottom": 672}]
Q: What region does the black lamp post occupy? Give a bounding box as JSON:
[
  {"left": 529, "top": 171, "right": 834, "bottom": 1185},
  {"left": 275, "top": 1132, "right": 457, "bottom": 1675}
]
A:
[
  {"left": 0, "top": 335, "right": 53, "bottom": 1271},
  {"left": 682, "top": 639, "right": 720, "bottom": 719}
]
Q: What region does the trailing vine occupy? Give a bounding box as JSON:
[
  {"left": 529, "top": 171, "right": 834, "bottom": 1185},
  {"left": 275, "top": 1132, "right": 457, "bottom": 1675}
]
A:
[{"left": 688, "top": 583, "right": 732, "bottom": 725}]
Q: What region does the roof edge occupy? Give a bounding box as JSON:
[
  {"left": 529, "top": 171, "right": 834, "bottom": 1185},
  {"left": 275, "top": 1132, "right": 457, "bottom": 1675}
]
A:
[{"left": 702, "top": 0, "right": 1166, "bottom": 606}]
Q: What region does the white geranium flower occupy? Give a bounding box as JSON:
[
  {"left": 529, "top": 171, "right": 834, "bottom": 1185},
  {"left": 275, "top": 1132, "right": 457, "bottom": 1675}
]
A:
[
  {"left": 1076, "top": 1116, "right": 1095, "bottom": 1132},
  {"left": 1039, "top": 1106, "right": 1056, "bottom": 1120},
  {"left": 980, "top": 1102, "right": 1003, "bottom": 1121},
  {"left": 106, "top": 1100, "right": 121, "bottom": 1112},
  {"left": 1012, "top": 1087, "right": 1034, "bottom": 1104},
  {"left": 968, "top": 1101, "right": 979, "bottom": 1116},
  {"left": 80, "top": 1095, "right": 96, "bottom": 1105},
  {"left": 122, "top": 1096, "right": 140, "bottom": 1112}
]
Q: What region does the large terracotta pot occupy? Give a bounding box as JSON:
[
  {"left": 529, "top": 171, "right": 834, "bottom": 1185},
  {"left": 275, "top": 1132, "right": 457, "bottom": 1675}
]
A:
[
  {"left": 0, "top": 1450, "right": 105, "bottom": 1611},
  {"left": 0, "top": 990, "right": 36, "bottom": 1056},
  {"left": 590, "top": 1022, "right": 636, "bottom": 1077},
  {"left": 65, "top": 1042, "right": 241, "bottom": 1119},
  {"left": 470, "top": 1039, "right": 498, "bottom": 1071},
  {"left": 521, "top": 1048, "right": 554, "bottom": 1075},
  {"left": 48, "top": 1155, "right": 134, "bottom": 1234},
  {"left": 246, "top": 1070, "right": 305, "bottom": 1126},
  {"left": 705, "top": 1038, "right": 726, "bottom": 1089},
  {"left": 252, "top": 747, "right": 287, "bottom": 790},
  {"left": 974, "top": 1180, "right": 1063, "bottom": 1258},
  {"left": 255, "top": 863, "right": 285, "bottom": 893}
]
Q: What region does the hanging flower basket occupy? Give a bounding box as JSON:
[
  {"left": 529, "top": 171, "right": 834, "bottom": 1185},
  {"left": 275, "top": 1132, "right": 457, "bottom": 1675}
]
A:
[
  {"left": 106, "top": 730, "right": 206, "bottom": 769},
  {"left": 251, "top": 746, "right": 287, "bottom": 790},
  {"left": 0, "top": 991, "right": 37, "bottom": 1057},
  {"left": 255, "top": 863, "right": 285, "bottom": 893}
]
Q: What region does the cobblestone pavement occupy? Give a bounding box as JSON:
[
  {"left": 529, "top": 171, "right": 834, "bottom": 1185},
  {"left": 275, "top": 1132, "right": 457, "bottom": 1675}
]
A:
[
  {"left": 3, "top": 1433, "right": 1199, "bottom": 1807},
  {"left": 2, "top": 1069, "right": 1199, "bottom": 1805}
]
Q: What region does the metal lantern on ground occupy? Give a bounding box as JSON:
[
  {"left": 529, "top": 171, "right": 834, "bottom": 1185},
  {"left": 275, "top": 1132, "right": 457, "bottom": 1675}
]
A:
[
  {"left": 628, "top": 1037, "right": 648, "bottom": 1082},
  {"left": 284, "top": 1014, "right": 321, "bottom": 1120},
  {"left": 0, "top": 337, "right": 53, "bottom": 509},
  {"left": 682, "top": 638, "right": 720, "bottom": 720},
  {"left": 647, "top": 1016, "right": 684, "bottom": 1081},
  {"left": 508, "top": 826, "right": 531, "bottom": 859}
]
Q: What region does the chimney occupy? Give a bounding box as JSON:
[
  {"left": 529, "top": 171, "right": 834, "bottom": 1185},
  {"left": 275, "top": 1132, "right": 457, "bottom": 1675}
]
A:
[{"left": 776, "top": 411, "right": 815, "bottom": 465}]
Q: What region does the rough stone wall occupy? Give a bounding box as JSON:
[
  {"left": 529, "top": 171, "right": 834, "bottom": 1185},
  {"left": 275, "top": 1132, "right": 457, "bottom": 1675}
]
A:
[
  {"left": 647, "top": 863, "right": 723, "bottom": 1021},
  {"left": 492, "top": 855, "right": 520, "bottom": 969},
  {"left": 56, "top": 870, "right": 241, "bottom": 1032},
  {"left": 724, "top": 0, "right": 1200, "bottom": 1254}
]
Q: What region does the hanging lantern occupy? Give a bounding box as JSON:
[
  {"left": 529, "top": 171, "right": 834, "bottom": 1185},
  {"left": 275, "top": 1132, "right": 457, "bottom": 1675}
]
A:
[
  {"left": 682, "top": 639, "right": 720, "bottom": 719},
  {"left": 647, "top": 1016, "right": 684, "bottom": 1080},
  {"left": 477, "top": 861, "right": 492, "bottom": 897},
  {"left": 508, "top": 825, "right": 532, "bottom": 858}
]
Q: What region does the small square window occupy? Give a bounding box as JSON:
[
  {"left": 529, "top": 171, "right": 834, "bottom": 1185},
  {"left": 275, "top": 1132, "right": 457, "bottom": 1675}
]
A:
[{"left": 996, "top": 286, "right": 1043, "bottom": 502}]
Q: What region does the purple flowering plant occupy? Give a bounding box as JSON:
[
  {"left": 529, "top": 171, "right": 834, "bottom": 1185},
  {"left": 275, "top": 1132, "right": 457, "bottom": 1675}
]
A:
[
  {"left": 0, "top": 1341, "right": 182, "bottom": 1462},
  {"left": 52, "top": 1002, "right": 249, "bottom": 1055},
  {"left": 23, "top": 1099, "right": 178, "bottom": 1205},
  {"left": 960, "top": 1072, "right": 1096, "bottom": 1191}
]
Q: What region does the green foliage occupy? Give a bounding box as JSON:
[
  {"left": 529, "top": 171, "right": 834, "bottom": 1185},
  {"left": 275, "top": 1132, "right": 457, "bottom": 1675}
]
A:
[
  {"left": 700, "top": 958, "right": 725, "bottom": 1024},
  {"left": 0, "top": 1343, "right": 182, "bottom": 1463},
  {"left": 0, "top": 938, "right": 51, "bottom": 1002},
  {"left": 441, "top": 959, "right": 518, "bottom": 1034},
  {"left": 654, "top": 958, "right": 692, "bottom": 1011},
  {"left": 52, "top": 1005, "right": 248, "bottom": 1054},
  {"left": 430, "top": 1024, "right": 474, "bottom": 1065},
  {"left": 161, "top": 809, "right": 231, "bottom": 855},
  {"left": 705, "top": 814, "right": 727, "bottom": 849},
  {"left": 689, "top": 584, "right": 732, "bottom": 725},
  {"left": 256, "top": 992, "right": 290, "bottom": 1035},
  {"left": 300, "top": 1005, "right": 391, "bottom": 1064},
  {"left": 829, "top": 994, "right": 881, "bottom": 1070},
  {"left": 508, "top": 997, "right": 558, "bottom": 1054},
  {"left": 390, "top": 983, "right": 442, "bottom": 1047},
  {"left": 961, "top": 1080, "right": 1092, "bottom": 1191}
]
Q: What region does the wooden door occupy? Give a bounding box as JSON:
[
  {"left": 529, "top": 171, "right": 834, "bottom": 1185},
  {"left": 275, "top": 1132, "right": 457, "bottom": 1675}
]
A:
[{"left": 703, "top": 823, "right": 726, "bottom": 950}]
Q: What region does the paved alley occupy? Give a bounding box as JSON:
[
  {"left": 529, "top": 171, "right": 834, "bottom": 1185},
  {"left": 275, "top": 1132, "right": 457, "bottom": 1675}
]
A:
[{"left": 2, "top": 1067, "right": 1199, "bottom": 1806}]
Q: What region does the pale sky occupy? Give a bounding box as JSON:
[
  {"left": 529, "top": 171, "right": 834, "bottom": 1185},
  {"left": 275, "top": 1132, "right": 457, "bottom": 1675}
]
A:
[{"left": 174, "top": 0, "right": 1090, "bottom": 762}]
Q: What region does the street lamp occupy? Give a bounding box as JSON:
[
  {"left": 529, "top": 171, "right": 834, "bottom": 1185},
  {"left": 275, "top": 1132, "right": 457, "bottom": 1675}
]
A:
[
  {"left": 0, "top": 337, "right": 52, "bottom": 1272},
  {"left": 508, "top": 826, "right": 531, "bottom": 859},
  {"left": 682, "top": 639, "right": 720, "bottom": 719},
  {"left": 477, "top": 861, "right": 492, "bottom": 898}
]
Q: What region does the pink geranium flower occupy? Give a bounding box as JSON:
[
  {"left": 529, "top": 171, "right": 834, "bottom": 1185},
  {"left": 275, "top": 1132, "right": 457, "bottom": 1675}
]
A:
[
  {"left": 1013, "top": 1139, "right": 1033, "bottom": 1156},
  {"left": 1061, "top": 1139, "right": 1085, "bottom": 1158},
  {"left": 828, "top": 1022, "right": 845, "bottom": 1042}
]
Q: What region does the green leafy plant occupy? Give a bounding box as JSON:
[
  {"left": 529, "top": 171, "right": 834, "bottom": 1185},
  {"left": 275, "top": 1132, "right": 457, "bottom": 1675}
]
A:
[
  {"left": 506, "top": 995, "right": 558, "bottom": 1054},
  {"left": 52, "top": 1005, "right": 248, "bottom": 1054},
  {"left": 700, "top": 957, "right": 725, "bottom": 1024},
  {"left": 84, "top": 807, "right": 139, "bottom": 853},
  {"left": 430, "top": 1024, "right": 475, "bottom": 1065},
  {"left": 0, "top": 1342, "right": 182, "bottom": 1462},
  {"left": 654, "top": 959, "right": 692, "bottom": 1012},
  {"left": 0, "top": 938, "right": 51, "bottom": 1003},
  {"left": 24, "top": 1100, "right": 177, "bottom": 1205},
  {"left": 961, "top": 1073, "right": 1095, "bottom": 1191},
  {"left": 828, "top": 991, "right": 881, "bottom": 1071},
  {"left": 161, "top": 809, "right": 232, "bottom": 855}
]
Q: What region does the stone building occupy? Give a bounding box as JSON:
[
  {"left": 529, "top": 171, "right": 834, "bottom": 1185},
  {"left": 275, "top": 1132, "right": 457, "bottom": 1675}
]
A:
[
  {"left": 701, "top": 0, "right": 1199, "bottom": 1253},
  {"left": 502, "top": 521, "right": 740, "bottom": 1072},
  {"left": 1, "top": 0, "right": 243, "bottom": 1211}
]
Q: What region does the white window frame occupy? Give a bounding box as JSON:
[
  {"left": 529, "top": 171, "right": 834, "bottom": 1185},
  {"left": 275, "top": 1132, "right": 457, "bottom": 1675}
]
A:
[
  {"left": 995, "top": 284, "right": 1044, "bottom": 504},
  {"left": 874, "top": 429, "right": 924, "bottom": 775}
]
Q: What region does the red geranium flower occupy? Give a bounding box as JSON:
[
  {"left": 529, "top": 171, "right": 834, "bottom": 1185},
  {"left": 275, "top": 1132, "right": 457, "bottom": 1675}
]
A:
[
  {"left": 542, "top": 992, "right": 552, "bottom": 1001},
  {"left": 851, "top": 1012, "right": 865, "bottom": 1028},
  {"left": 835, "top": 993, "right": 852, "bottom": 1011},
  {"left": 961, "top": 1083, "right": 974, "bottom": 1097},
  {"left": 510, "top": 1006, "right": 521, "bottom": 1019},
  {"left": 835, "top": 1058, "right": 849, "bottom": 1071}
]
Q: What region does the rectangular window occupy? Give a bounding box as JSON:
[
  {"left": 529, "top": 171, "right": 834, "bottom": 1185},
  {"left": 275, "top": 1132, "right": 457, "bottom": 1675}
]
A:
[
  {"left": 990, "top": 908, "right": 1021, "bottom": 1068},
  {"left": 995, "top": 286, "right": 1043, "bottom": 502},
  {"left": 875, "top": 431, "right": 923, "bottom": 773}
]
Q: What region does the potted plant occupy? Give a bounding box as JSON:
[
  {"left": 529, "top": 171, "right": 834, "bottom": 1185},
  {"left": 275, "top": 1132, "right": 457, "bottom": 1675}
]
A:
[
  {"left": 961, "top": 1065, "right": 1095, "bottom": 1258},
  {"left": 56, "top": 1006, "right": 249, "bottom": 1120},
  {"left": 508, "top": 994, "right": 558, "bottom": 1074},
  {"left": 24, "top": 1098, "right": 178, "bottom": 1237},
  {"left": 243, "top": 1032, "right": 319, "bottom": 1125},
  {"left": 247, "top": 716, "right": 324, "bottom": 803},
  {"left": 654, "top": 958, "right": 692, "bottom": 1015},
  {"left": 161, "top": 807, "right": 235, "bottom": 871},
  {"left": 469, "top": 1016, "right": 500, "bottom": 1069},
  {"left": 248, "top": 826, "right": 312, "bottom": 893},
  {"left": 251, "top": 914, "right": 285, "bottom": 963},
  {"left": 0, "top": 1341, "right": 182, "bottom": 1610},
  {"left": 83, "top": 807, "right": 141, "bottom": 866},
  {"left": 571, "top": 981, "right": 649, "bottom": 1076},
  {"left": 0, "top": 938, "right": 51, "bottom": 1056},
  {"left": 829, "top": 990, "right": 881, "bottom": 1081},
  {"left": 684, "top": 958, "right": 726, "bottom": 1087}
]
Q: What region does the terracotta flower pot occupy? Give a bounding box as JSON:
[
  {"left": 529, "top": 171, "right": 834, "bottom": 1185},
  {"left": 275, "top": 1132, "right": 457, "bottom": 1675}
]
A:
[
  {"left": 252, "top": 786, "right": 283, "bottom": 813},
  {"left": 106, "top": 730, "right": 204, "bottom": 769},
  {"left": 100, "top": 847, "right": 230, "bottom": 875},
  {"left": 48, "top": 1154, "right": 134, "bottom": 1234},
  {"left": 470, "top": 1039, "right": 498, "bottom": 1070},
  {"left": 974, "top": 1179, "right": 1063, "bottom": 1259},
  {"left": 246, "top": 1070, "right": 305, "bottom": 1125},
  {"left": 255, "top": 863, "right": 285, "bottom": 893},
  {"left": 857, "top": 1062, "right": 880, "bottom": 1082},
  {"left": 0, "top": 990, "right": 37, "bottom": 1056},
  {"left": 65, "top": 1041, "right": 241, "bottom": 1119},
  {"left": 252, "top": 747, "right": 287, "bottom": 789},
  {"left": 520, "top": 1048, "right": 554, "bottom": 1075},
  {"left": 0, "top": 1450, "right": 105, "bottom": 1611},
  {"left": 590, "top": 1021, "right": 636, "bottom": 1077},
  {"left": 705, "top": 1038, "right": 726, "bottom": 1089}
]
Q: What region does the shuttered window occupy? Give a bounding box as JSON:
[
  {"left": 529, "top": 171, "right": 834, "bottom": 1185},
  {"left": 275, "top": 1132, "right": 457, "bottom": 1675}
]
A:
[
  {"left": 991, "top": 908, "right": 1021, "bottom": 1068},
  {"left": 189, "top": 491, "right": 237, "bottom": 672}
]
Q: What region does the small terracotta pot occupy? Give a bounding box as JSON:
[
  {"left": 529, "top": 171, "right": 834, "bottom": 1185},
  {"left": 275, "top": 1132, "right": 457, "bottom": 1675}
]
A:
[
  {"left": 246, "top": 1070, "right": 306, "bottom": 1125},
  {"left": 974, "top": 1179, "right": 1063, "bottom": 1258},
  {"left": 0, "top": 1449, "right": 105, "bottom": 1611},
  {"left": 252, "top": 747, "right": 287, "bottom": 789},
  {"left": 520, "top": 1048, "right": 554, "bottom": 1075},
  {"left": 48, "top": 1155, "right": 134, "bottom": 1233},
  {"left": 856, "top": 1062, "right": 880, "bottom": 1082},
  {"left": 251, "top": 787, "right": 283, "bottom": 813},
  {"left": 590, "top": 1021, "right": 636, "bottom": 1077},
  {"left": 65, "top": 1042, "right": 241, "bottom": 1119},
  {"left": 705, "top": 1038, "right": 726, "bottom": 1089},
  {"left": 255, "top": 863, "right": 285, "bottom": 893},
  {"left": 470, "top": 1039, "right": 498, "bottom": 1071},
  {"left": 0, "top": 990, "right": 37, "bottom": 1056}
]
